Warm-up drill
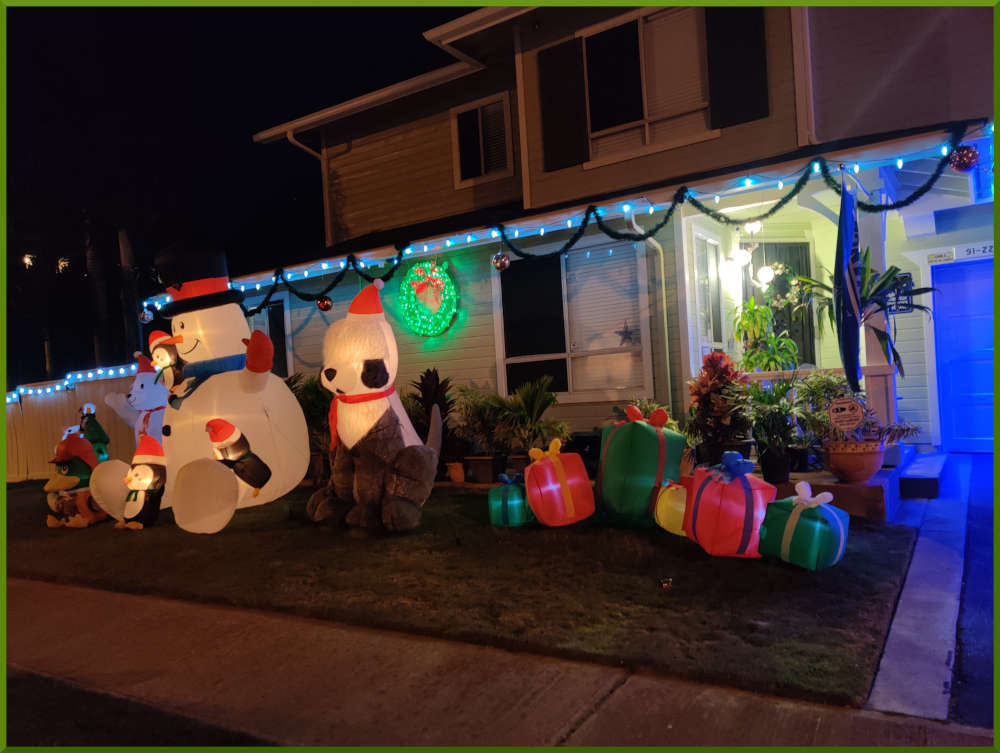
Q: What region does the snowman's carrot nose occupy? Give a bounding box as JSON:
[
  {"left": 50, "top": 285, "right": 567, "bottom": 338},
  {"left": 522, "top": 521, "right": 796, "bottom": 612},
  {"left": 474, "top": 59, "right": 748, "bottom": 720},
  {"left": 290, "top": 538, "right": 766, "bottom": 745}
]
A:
[{"left": 162, "top": 335, "right": 183, "bottom": 345}]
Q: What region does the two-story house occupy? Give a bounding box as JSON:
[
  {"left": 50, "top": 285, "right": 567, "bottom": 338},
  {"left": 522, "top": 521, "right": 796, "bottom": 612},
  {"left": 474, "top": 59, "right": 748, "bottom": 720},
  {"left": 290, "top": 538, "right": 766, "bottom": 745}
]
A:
[{"left": 242, "top": 6, "right": 993, "bottom": 449}]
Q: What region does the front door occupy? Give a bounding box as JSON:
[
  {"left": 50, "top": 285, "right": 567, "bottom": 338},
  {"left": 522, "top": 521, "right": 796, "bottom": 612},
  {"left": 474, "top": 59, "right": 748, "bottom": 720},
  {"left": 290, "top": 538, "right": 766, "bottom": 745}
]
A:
[{"left": 933, "top": 258, "right": 993, "bottom": 452}]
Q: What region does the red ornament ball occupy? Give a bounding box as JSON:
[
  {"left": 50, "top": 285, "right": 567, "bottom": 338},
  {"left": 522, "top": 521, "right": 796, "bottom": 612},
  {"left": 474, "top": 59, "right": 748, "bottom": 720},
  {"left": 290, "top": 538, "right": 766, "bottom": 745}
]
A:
[
  {"left": 949, "top": 144, "right": 979, "bottom": 173},
  {"left": 316, "top": 295, "right": 333, "bottom": 312}
]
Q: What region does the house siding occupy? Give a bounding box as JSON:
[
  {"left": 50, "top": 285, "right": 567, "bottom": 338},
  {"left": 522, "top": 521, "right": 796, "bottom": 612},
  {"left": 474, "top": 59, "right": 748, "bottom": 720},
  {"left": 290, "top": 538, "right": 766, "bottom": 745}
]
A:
[
  {"left": 323, "top": 97, "right": 522, "bottom": 243},
  {"left": 517, "top": 7, "right": 798, "bottom": 210}
]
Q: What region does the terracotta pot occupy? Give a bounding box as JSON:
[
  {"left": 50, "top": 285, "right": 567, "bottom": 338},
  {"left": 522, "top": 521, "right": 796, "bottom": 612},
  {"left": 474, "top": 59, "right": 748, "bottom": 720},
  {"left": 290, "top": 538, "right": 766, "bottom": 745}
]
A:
[
  {"left": 759, "top": 446, "right": 791, "bottom": 484},
  {"left": 446, "top": 462, "right": 465, "bottom": 484},
  {"left": 823, "top": 440, "right": 885, "bottom": 484}
]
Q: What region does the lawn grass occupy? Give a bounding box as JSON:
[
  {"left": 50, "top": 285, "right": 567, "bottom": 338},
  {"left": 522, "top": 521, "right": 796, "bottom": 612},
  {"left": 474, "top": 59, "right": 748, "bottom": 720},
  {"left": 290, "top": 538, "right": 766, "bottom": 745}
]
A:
[{"left": 7, "top": 481, "right": 916, "bottom": 707}]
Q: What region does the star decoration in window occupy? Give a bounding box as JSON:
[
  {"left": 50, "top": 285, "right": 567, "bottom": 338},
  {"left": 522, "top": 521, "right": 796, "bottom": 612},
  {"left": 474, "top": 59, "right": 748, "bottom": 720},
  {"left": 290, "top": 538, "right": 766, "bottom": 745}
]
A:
[{"left": 616, "top": 320, "right": 637, "bottom": 346}]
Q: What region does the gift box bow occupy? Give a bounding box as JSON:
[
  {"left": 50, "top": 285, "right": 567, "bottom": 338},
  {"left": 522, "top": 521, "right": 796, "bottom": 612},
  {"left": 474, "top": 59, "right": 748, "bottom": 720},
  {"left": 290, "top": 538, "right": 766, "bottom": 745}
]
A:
[
  {"left": 528, "top": 438, "right": 563, "bottom": 462},
  {"left": 410, "top": 265, "right": 446, "bottom": 296},
  {"left": 792, "top": 481, "right": 834, "bottom": 508},
  {"left": 707, "top": 450, "right": 755, "bottom": 483},
  {"left": 623, "top": 404, "right": 671, "bottom": 428},
  {"left": 497, "top": 472, "right": 524, "bottom": 485}
]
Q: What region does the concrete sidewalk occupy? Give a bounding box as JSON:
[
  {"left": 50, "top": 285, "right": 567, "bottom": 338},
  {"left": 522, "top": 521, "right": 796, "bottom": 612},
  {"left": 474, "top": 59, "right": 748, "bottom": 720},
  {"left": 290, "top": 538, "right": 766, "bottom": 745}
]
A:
[{"left": 7, "top": 578, "right": 993, "bottom": 746}]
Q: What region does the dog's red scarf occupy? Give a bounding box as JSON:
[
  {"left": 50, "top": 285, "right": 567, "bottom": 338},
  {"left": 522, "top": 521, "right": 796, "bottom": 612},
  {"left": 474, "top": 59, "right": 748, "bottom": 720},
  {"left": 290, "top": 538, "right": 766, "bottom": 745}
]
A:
[{"left": 328, "top": 386, "right": 395, "bottom": 449}]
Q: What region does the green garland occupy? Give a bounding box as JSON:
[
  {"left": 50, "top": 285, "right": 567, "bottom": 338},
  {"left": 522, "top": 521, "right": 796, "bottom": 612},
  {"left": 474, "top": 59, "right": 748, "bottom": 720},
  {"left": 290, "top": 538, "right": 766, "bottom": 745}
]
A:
[{"left": 186, "top": 124, "right": 969, "bottom": 318}]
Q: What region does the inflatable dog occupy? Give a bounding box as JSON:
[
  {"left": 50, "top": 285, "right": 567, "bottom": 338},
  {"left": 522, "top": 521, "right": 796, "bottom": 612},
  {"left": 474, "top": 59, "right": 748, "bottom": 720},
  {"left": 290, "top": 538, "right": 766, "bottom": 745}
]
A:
[{"left": 307, "top": 279, "right": 441, "bottom": 532}]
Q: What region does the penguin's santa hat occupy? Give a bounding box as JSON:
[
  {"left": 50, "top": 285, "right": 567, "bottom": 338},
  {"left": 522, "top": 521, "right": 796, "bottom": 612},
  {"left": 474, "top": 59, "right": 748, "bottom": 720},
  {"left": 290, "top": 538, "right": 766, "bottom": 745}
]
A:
[
  {"left": 205, "top": 418, "right": 241, "bottom": 448},
  {"left": 148, "top": 330, "right": 181, "bottom": 351},
  {"left": 131, "top": 435, "right": 166, "bottom": 467}
]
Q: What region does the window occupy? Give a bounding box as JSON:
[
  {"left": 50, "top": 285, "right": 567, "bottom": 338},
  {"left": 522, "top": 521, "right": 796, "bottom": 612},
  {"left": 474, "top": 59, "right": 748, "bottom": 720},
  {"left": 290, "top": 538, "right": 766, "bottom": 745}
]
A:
[
  {"left": 582, "top": 9, "right": 715, "bottom": 165},
  {"left": 536, "top": 8, "right": 769, "bottom": 172},
  {"left": 493, "top": 241, "right": 652, "bottom": 402},
  {"left": 245, "top": 292, "right": 293, "bottom": 378},
  {"left": 693, "top": 234, "right": 724, "bottom": 358},
  {"left": 451, "top": 93, "right": 514, "bottom": 188}
]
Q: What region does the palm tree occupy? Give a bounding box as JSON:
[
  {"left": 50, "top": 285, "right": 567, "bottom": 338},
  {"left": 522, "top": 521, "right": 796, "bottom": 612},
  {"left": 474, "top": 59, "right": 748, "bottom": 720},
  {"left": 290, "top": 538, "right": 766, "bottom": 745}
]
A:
[{"left": 793, "top": 247, "right": 933, "bottom": 376}]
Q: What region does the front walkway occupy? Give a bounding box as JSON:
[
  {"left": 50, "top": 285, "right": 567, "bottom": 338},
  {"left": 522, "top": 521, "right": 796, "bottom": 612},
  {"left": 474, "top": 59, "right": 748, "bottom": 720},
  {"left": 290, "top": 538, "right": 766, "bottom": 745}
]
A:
[{"left": 7, "top": 578, "right": 991, "bottom": 746}]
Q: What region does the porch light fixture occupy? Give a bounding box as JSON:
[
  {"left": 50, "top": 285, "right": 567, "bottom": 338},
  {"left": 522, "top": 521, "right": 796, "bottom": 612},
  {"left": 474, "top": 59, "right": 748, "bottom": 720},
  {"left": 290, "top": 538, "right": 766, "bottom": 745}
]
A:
[
  {"left": 22, "top": 254, "right": 35, "bottom": 269},
  {"left": 731, "top": 247, "right": 753, "bottom": 266},
  {"left": 743, "top": 220, "right": 763, "bottom": 236},
  {"left": 757, "top": 265, "right": 775, "bottom": 285}
]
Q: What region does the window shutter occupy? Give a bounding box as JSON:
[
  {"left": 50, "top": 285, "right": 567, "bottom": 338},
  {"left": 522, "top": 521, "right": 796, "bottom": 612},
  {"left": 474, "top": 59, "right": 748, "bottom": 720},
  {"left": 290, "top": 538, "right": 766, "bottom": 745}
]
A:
[
  {"left": 480, "top": 100, "right": 508, "bottom": 174},
  {"left": 643, "top": 8, "right": 709, "bottom": 121},
  {"left": 705, "top": 7, "right": 769, "bottom": 130},
  {"left": 456, "top": 109, "right": 483, "bottom": 180},
  {"left": 538, "top": 38, "right": 590, "bottom": 171}
]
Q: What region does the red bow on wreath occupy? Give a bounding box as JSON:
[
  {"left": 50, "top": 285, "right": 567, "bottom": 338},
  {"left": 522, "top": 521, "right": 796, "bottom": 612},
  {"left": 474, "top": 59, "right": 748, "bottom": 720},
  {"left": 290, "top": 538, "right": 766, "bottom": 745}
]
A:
[{"left": 410, "top": 265, "right": 445, "bottom": 296}]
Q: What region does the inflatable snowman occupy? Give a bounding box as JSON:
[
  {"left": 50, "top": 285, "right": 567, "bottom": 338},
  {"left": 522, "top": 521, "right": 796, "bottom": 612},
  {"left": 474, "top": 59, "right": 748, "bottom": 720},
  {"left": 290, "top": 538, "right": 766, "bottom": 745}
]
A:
[{"left": 93, "top": 241, "right": 309, "bottom": 533}]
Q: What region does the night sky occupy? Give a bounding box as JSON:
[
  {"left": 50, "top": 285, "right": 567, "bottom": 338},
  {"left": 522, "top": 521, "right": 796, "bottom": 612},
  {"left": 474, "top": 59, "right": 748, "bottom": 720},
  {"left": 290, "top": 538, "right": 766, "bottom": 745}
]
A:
[{"left": 7, "top": 6, "right": 473, "bottom": 387}]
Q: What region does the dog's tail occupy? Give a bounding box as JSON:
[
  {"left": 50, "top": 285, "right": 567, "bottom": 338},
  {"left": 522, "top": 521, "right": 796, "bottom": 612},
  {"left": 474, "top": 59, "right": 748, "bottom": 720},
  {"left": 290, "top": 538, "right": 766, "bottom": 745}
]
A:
[{"left": 425, "top": 404, "right": 443, "bottom": 455}]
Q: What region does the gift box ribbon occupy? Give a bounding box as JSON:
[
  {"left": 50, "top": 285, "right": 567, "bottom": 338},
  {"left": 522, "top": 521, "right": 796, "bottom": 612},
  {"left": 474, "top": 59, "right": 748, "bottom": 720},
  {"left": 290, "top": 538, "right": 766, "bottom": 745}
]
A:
[
  {"left": 497, "top": 472, "right": 524, "bottom": 526},
  {"left": 529, "top": 439, "right": 575, "bottom": 518},
  {"left": 781, "top": 481, "right": 845, "bottom": 563}
]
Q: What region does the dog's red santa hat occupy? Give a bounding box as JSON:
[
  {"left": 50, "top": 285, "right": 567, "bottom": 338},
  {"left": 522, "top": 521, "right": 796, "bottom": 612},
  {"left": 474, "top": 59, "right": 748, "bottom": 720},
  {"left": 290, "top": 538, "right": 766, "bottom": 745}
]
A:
[{"left": 347, "top": 279, "right": 385, "bottom": 321}]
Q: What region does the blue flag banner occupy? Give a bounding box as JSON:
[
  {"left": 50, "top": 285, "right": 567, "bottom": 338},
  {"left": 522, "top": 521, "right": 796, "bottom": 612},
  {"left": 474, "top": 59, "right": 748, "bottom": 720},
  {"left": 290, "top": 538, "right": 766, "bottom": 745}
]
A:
[{"left": 834, "top": 180, "right": 863, "bottom": 392}]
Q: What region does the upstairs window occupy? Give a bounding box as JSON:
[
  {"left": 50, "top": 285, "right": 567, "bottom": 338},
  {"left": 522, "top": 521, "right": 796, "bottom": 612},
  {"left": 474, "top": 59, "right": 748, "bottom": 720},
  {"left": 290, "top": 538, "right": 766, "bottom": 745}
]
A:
[
  {"left": 584, "top": 9, "right": 713, "bottom": 164},
  {"left": 537, "top": 8, "right": 769, "bottom": 171},
  {"left": 451, "top": 93, "right": 514, "bottom": 188}
]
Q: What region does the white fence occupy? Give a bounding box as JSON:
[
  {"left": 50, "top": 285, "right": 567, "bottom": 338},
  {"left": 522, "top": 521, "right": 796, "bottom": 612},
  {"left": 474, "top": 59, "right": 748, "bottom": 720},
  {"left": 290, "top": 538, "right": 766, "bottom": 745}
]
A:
[{"left": 6, "top": 376, "right": 140, "bottom": 482}]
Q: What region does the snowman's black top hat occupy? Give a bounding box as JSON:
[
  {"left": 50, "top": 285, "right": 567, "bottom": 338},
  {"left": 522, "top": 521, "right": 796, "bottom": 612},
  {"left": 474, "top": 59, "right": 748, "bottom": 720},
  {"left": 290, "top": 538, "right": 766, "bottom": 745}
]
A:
[{"left": 155, "top": 240, "right": 244, "bottom": 317}]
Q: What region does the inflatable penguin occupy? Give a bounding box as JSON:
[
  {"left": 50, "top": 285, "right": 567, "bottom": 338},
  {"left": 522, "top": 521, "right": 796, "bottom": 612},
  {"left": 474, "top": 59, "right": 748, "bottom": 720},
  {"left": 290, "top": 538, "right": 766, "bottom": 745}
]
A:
[
  {"left": 119, "top": 435, "right": 167, "bottom": 530},
  {"left": 148, "top": 330, "right": 184, "bottom": 392},
  {"left": 206, "top": 418, "right": 272, "bottom": 497},
  {"left": 92, "top": 240, "right": 309, "bottom": 534},
  {"left": 103, "top": 355, "right": 170, "bottom": 446},
  {"left": 44, "top": 435, "right": 107, "bottom": 529},
  {"left": 306, "top": 279, "right": 440, "bottom": 532}
]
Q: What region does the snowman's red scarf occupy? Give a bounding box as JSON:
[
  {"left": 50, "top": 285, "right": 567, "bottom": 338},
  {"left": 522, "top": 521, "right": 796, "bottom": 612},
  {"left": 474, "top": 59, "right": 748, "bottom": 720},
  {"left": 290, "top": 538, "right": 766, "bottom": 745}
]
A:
[{"left": 328, "top": 386, "right": 395, "bottom": 449}]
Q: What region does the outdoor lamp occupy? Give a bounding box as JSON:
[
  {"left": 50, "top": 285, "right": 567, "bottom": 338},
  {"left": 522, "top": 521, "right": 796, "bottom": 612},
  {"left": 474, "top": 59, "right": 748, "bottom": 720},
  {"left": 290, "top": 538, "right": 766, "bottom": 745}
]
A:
[
  {"left": 730, "top": 247, "right": 752, "bottom": 266},
  {"left": 757, "top": 265, "right": 775, "bottom": 284}
]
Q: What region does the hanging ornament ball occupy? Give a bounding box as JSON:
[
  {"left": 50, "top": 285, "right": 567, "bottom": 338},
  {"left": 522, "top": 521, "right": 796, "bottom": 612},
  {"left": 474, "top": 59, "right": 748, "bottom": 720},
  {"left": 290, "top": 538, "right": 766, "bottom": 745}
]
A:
[
  {"left": 139, "top": 308, "right": 154, "bottom": 324},
  {"left": 316, "top": 295, "right": 333, "bottom": 312},
  {"left": 949, "top": 144, "right": 979, "bottom": 172},
  {"left": 491, "top": 252, "right": 511, "bottom": 271}
]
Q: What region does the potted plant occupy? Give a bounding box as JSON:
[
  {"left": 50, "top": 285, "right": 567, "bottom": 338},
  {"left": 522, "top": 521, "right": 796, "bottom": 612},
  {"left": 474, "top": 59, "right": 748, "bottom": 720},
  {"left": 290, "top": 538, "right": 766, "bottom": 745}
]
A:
[
  {"left": 400, "top": 368, "right": 458, "bottom": 480},
  {"left": 797, "top": 373, "right": 920, "bottom": 483},
  {"left": 685, "top": 352, "right": 752, "bottom": 466},
  {"left": 731, "top": 296, "right": 799, "bottom": 371},
  {"left": 736, "top": 377, "right": 805, "bottom": 484},
  {"left": 285, "top": 373, "right": 331, "bottom": 486},
  {"left": 492, "top": 376, "right": 570, "bottom": 474},
  {"left": 453, "top": 386, "right": 513, "bottom": 484}
]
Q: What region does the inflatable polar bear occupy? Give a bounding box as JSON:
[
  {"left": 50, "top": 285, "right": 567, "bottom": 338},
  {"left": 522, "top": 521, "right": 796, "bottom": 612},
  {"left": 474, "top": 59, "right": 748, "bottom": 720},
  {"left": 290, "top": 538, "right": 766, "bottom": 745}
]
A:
[{"left": 306, "top": 279, "right": 441, "bottom": 532}]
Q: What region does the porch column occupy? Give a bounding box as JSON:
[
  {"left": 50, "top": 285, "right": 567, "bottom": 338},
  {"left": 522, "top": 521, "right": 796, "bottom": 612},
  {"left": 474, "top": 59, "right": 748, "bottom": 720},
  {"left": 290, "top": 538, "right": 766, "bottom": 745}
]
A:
[{"left": 858, "top": 188, "right": 897, "bottom": 426}]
